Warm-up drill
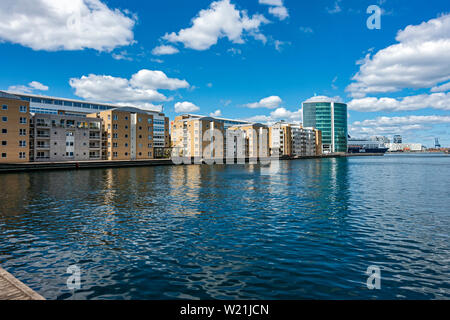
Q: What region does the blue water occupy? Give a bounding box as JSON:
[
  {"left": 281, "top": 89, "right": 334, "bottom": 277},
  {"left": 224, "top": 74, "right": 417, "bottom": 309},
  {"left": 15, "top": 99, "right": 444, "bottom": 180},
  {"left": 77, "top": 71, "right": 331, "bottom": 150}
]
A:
[{"left": 0, "top": 154, "right": 449, "bottom": 300}]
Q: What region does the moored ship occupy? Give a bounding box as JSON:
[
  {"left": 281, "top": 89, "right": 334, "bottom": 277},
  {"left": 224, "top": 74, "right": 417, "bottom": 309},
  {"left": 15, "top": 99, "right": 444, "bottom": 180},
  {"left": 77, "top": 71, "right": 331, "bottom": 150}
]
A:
[{"left": 347, "top": 138, "right": 389, "bottom": 154}]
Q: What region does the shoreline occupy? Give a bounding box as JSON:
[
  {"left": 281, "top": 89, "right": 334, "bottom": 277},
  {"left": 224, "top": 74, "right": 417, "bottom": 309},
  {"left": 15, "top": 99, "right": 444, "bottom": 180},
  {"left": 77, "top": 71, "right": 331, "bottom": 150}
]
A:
[{"left": 0, "top": 153, "right": 384, "bottom": 173}]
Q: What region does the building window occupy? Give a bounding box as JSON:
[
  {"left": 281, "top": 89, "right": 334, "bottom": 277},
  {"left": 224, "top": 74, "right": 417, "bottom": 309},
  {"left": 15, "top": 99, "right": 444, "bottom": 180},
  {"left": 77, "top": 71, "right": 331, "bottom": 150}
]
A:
[
  {"left": 138, "top": 117, "right": 142, "bottom": 122},
  {"left": 20, "top": 117, "right": 27, "bottom": 124},
  {"left": 20, "top": 106, "right": 27, "bottom": 113},
  {"left": 1, "top": 141, "right": 6, "bottom": 146},
  {"left": 1, "top": 153, "right": 6, "bottom": 158},
  {"left": 1, "top": 129, "right": 6, "bottom": 134},
  {"left": 113, "top": 152, "right": 118, "bottom": 158},
  {"left": 19, "top": 129, "right": 26, "bottom": 136},
  {"left": 113, "top": 124, "right": 118, "bottom": 129},
  {"left": 113, "top": 133, "right": 118, "bottom": 139},
  {"left": 125, "top": 143, "right": 128, "bottom": 147},
  {"left": 125, "top": 134, "right": 128, "bottom": 138},
  {"left": 19, "top": 141, "right": 26, "bottom": 147},
  {"left": 2, "top": 117, "right": 7, "bottom": 122},
  {"left": 125, "top": 152, "right": 128, "bottom": 156},
  {"left": 108, "top": 115, "right": 111, "bottom": 120},
  {"left": 113, "top": 115, "right": 118, "bottom": 120},
  {"left": 148, "top": 119, "right": 152, "bottom": 124},
  {"left": 138, "top": 152, "right": 142, "bottom": 156},
  {"left": 19, "top": 152, "right": 26, "bottom": 159},
  {"left": 2, "top": 105, "right": 7, "bottom": 110}
]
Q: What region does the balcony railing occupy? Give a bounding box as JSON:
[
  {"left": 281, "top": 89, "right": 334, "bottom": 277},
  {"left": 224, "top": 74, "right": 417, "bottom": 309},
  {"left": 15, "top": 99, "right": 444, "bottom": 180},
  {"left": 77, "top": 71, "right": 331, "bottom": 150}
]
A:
[
  {"left": 36, "top": 145, "right": 50, "bottom": 149},
  {"left": 37, "top": 134, "right": 50, "bottom": 138}
]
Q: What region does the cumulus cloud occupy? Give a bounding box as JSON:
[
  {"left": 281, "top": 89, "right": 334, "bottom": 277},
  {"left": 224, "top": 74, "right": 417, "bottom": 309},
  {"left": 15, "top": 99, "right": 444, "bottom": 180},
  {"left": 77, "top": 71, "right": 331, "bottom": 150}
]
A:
[
  {"left": 130, "top": 70, "right": 189, "bottom": 90},
  {"left": 246, "top": 107, "right": 301, "bottom": 124},
  {"left": 259, "top": 0, "right": 289, "bottom": 21},
  {"left": 162, "top": 0, "right": 269, "bottom": 51},
  {"left": 8, "top": 81, "right": 49, "bottom": 93},
  {"left": 350, "top": 115, "right": 450, "bottom": 137},
  {"left": 245, "top": 96, "right": 283, "bottom": 109},
  {"left": 151, "top": 45, "right": 179, "bottom": 56},
  {"left": 348, "top": 92, "right": 450, "bottom": 112},
  {"left": 69, "top": 70, "right": 190, "bottom": 109},
  {"left": 210, "top": 110, "right": 222, "bottom": 117},
  {"left": 0, "top": 0, "right": 136, "bottom": 52},
  {"left": 431, "top": 82, "right": 450, "bottom": 92},
  {"left": 347, "top": 14, "right": 450, "bottom": 97},
  {"left": 174, "top": 101, "right": 200, "bottom": 113}
]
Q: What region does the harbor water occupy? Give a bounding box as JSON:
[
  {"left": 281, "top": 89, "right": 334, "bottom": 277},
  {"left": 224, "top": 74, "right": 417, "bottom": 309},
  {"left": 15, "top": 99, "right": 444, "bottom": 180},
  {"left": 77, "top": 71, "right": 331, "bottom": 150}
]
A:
[{"left": 0, "top": 154, "right": 449, "bottom": 299}]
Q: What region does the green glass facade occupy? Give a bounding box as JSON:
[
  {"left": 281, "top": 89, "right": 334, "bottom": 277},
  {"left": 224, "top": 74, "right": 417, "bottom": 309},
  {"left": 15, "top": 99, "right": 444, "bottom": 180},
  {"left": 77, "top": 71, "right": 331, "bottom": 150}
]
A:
[{"left": 303, "top": 101, "right": 348, "bottom": 153}]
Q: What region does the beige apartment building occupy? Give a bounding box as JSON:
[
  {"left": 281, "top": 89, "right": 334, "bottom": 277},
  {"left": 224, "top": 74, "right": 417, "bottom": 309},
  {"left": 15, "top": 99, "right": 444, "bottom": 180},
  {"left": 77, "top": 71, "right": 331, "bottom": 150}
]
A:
[
  {"left": 227, "top": 123, "right": 269, "bottom": 159},
  {"left": 88, "top": 107, "right": 156, "bottom": 161},
  {"left": 0, "top": 91, "right": 30, "bottom": 163},
  {"left": 269, "top": 121, "right": 293, "bottom": 157},
  {"left": 171, "top": 115, "right": 225, "bottom": 159},
  {"left": 30, "top": 113, "right": 102, "bottom": 161}
]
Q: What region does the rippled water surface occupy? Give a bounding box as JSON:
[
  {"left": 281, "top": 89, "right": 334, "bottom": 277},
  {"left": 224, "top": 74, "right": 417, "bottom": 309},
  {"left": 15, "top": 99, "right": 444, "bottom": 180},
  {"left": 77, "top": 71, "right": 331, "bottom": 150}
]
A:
[{"left": 0, "top": 154, "right": 449, "bottom": 299}]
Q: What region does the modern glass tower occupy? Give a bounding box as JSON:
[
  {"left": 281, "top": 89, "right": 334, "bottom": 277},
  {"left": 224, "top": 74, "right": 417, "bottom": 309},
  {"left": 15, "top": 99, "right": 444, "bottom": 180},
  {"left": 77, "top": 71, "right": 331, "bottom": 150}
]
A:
[{"left": 302, "top": 97, "right": 348, "bottom": 153}]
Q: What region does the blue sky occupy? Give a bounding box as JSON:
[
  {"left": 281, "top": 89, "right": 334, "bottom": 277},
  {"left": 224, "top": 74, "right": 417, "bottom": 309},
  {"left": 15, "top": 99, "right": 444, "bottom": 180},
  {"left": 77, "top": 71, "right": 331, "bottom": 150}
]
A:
[{"left": 0, "top": 0, "right": 449, "bottom": 147}]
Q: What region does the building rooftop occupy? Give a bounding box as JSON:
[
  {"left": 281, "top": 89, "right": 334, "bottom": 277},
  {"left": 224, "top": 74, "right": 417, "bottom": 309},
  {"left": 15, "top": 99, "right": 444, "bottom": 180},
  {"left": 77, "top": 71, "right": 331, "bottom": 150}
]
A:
[{"left": 0, "top": 91, "right": 21, "bottom": 101}]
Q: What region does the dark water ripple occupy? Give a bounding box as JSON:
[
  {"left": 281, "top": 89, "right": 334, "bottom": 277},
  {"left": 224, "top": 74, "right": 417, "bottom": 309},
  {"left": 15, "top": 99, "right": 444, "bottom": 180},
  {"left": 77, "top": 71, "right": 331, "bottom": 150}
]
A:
[{"left": 0, "top": 154, "right": 449, "bottom": 299}]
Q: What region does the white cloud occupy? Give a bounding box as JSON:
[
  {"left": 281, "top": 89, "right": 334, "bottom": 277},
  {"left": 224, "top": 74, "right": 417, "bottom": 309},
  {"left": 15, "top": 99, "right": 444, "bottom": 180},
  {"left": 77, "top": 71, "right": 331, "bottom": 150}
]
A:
[
  {"left": 69, "top": 70, "right": 190, "bottom": 109},
  {"left": 431, "top": 81, "right": 450, "bottom": 92},
  {"left": 151, "top": 45, "right": 179, "bottom": 56},
  {"left": 207, "top": 83, "right": 213, "bottom": 88},
  {"left": 210, "top": 110, "right": 222, "bottom": 117},
  {"left": 8, "top": 81, "right": 49, "bottom": 93},
  {"left": 350, "top": 115, "right": 450, "bottom": 137},
  {"left": 0, "top": 0, "right": 136, "bottom": 52},
  {"left": 353, "top": 115, "right": 450, "bottom": 127},
  {"left": 162, "top": 0, "right": 269, "bottom": 51},
  {"left": 348, "top": 92, "right": 450, "bottom": 112},
  {"left": 130, "top": 70, "right": 189, "bottom": 90},
  {"left": 245, "top": 95, "right": 282, "bottom": 109},
  {"left": 347, "top": 14, "right": 450, "bottom": 97},
  {"left": 174, "top": 101, "right": 200, "bottom": 113},
  {"left": 259, "top": 0, "right": 289, "bottom": 21},
  {"left": 112, "top": 50, "right": 132, "bottom": 61},
  {"left": 246, "top": 107, "right": 301, "bottom": 124},
  {"left": 299, "top": 26, "right": 314, "bottom": 34}
]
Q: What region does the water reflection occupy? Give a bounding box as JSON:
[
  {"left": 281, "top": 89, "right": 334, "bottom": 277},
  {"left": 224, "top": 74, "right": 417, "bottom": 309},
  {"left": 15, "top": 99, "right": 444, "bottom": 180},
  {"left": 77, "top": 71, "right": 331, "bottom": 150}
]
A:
[{"left": 0, "top": 156, "right": 449, "bottom": 299}]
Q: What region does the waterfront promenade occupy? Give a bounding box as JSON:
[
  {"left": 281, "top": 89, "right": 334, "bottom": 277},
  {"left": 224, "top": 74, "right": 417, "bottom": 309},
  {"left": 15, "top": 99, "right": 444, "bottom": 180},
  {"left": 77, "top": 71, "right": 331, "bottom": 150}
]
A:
[{"left": 0, "top": 267, "right": 45, "bottom": 300}]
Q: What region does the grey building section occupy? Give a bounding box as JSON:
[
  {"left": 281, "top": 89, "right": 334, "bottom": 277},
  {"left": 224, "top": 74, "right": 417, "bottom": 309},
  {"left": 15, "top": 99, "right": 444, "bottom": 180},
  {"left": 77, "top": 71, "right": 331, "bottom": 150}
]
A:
[
  {"left": 291, "top": 126, "right": 316, "bottom": 157},
  {"left": 30, "top": 114, "right": 102, "bottom": 162}
]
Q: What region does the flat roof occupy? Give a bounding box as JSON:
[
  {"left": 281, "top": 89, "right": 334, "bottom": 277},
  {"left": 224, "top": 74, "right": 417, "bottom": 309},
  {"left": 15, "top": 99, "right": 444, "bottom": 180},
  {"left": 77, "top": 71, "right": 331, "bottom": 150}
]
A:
[
  {"left": 0, "top": 91, "right": 21, "bottom": 101},
  {"left": 6, "top": 91, "right": 123, "bottom": 108}
]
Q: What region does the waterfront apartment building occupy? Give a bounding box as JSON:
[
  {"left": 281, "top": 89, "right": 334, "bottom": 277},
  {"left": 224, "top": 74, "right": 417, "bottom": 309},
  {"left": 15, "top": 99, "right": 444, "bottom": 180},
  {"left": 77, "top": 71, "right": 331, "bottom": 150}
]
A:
[
  {"left": 30, "top": 113, "right": 102, "bottom": 161},
  {"left": 0, "top": 91, "right": 30, "bottom": 163},
  {"left": 269, "top": 121, "right": 292, "bottom": 157},
  {"left": 291, "top": 125, "right": 322, "bottom": 157},
  {"left": 88, "top": 107, "right": 162, "bottom": 160},
  {"left": 302, "top": 97, "right": 348, "bottom": 153},
  {"left": 171, "top": 115, "right": 225, "bottom": 159},
  {"left": 226, "top": 123, "right": 269, "bottom": 159},
  {"left": 6, "top": 91, "right": 170, "bottom": 157}
]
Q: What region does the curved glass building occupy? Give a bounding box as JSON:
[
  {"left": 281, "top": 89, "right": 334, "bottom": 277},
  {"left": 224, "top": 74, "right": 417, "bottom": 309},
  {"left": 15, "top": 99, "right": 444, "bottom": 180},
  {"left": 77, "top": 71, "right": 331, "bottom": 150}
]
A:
[{"left": 302, "top": 97, "right": 348, "bottom": 153}]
